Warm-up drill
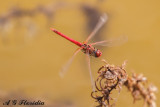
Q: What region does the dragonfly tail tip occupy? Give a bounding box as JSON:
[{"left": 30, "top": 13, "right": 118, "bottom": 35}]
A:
[{"left": 50, "top": 27, "right": 55, "bottom": 31}]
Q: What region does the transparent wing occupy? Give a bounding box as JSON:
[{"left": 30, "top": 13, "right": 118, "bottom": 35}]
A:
[
  {"left": 59, "top": 48, "right": 82, "bottom": 78},
  {"left": 86, "top": 51, "right": 96, "bottom": 92},
  {"left": 90, "top": 36, "right": 128, "bottom": 47},
  {"left": 84, "top": 13, "right": 108, "bottom": 43}
]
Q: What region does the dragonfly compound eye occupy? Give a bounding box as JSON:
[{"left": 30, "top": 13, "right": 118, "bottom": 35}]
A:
[{"left": 95, "top": 50, "right": 102, "bottom": 57}]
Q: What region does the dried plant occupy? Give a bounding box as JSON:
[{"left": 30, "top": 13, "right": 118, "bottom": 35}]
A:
[
  {"left": 91, "top": 60, "right": 157, "bottom": 107},
  {"left": 124, "top": 73, "right": 157, "bottom": 107}
]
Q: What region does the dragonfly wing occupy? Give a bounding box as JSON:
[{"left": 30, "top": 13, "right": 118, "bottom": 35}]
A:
[
  {"left": 59, "top": 48, "right": 82, "bottom": 78},
  {"left": 86, "top": 51, "right": 96, "bottom": 92},
  {"left": 90, "top": 36, "right": 128, "bottom": 47},
  {"left": 84, "top": 13, "right": 108, "bottom": 43}
]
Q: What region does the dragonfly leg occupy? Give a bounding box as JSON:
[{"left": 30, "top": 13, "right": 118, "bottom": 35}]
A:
[{"left": 86, "top": 51, "right": 96, "bottom": 92}]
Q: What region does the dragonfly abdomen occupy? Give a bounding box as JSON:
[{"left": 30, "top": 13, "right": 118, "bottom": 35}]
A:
[{"left": 51, "top": 28, "right": 82, "bottom": 47}]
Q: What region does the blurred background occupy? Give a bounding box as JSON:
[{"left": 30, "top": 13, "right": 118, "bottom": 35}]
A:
[{"left": 0, "top": 0, "right": 160, "bottom": 107}]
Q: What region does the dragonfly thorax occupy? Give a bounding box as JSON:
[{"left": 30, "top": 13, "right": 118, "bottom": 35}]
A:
[{"left": 81, "top": 44, "right": 102, "bottom": 57}]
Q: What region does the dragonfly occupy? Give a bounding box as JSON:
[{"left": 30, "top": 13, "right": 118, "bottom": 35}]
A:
[{"left": 51, "top": 14, "right": 127, "bottom": 91}]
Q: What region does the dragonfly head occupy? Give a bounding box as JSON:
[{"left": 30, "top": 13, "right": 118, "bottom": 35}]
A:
[{"left": 95, "top": 49, "right": 102, "bottom": 57}]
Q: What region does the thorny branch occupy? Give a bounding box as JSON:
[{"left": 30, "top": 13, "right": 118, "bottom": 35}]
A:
[{"left": 91, "top": 60, "right": 157, "bottom": 107}]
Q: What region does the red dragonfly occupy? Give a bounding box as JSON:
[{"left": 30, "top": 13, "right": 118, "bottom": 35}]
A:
[{"left": 51, "top": 14, "right": 127, "bottom": 91}]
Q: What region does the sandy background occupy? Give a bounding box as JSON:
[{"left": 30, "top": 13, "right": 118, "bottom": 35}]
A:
[{"left": 0, "top": 0, "right": 160, "bottom": 107}]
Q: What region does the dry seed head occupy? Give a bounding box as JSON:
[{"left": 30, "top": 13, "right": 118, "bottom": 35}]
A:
[
  {"left": 92, "top": 60, "right": 128, "bottom": 107},
  {"left": 92, "top": 60, "right": 157, "bottom": 107}
]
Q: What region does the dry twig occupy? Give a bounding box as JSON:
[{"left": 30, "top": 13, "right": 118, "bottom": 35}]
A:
[{"left": 91, "top": 60, "right": 157, "bottom": 107}]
